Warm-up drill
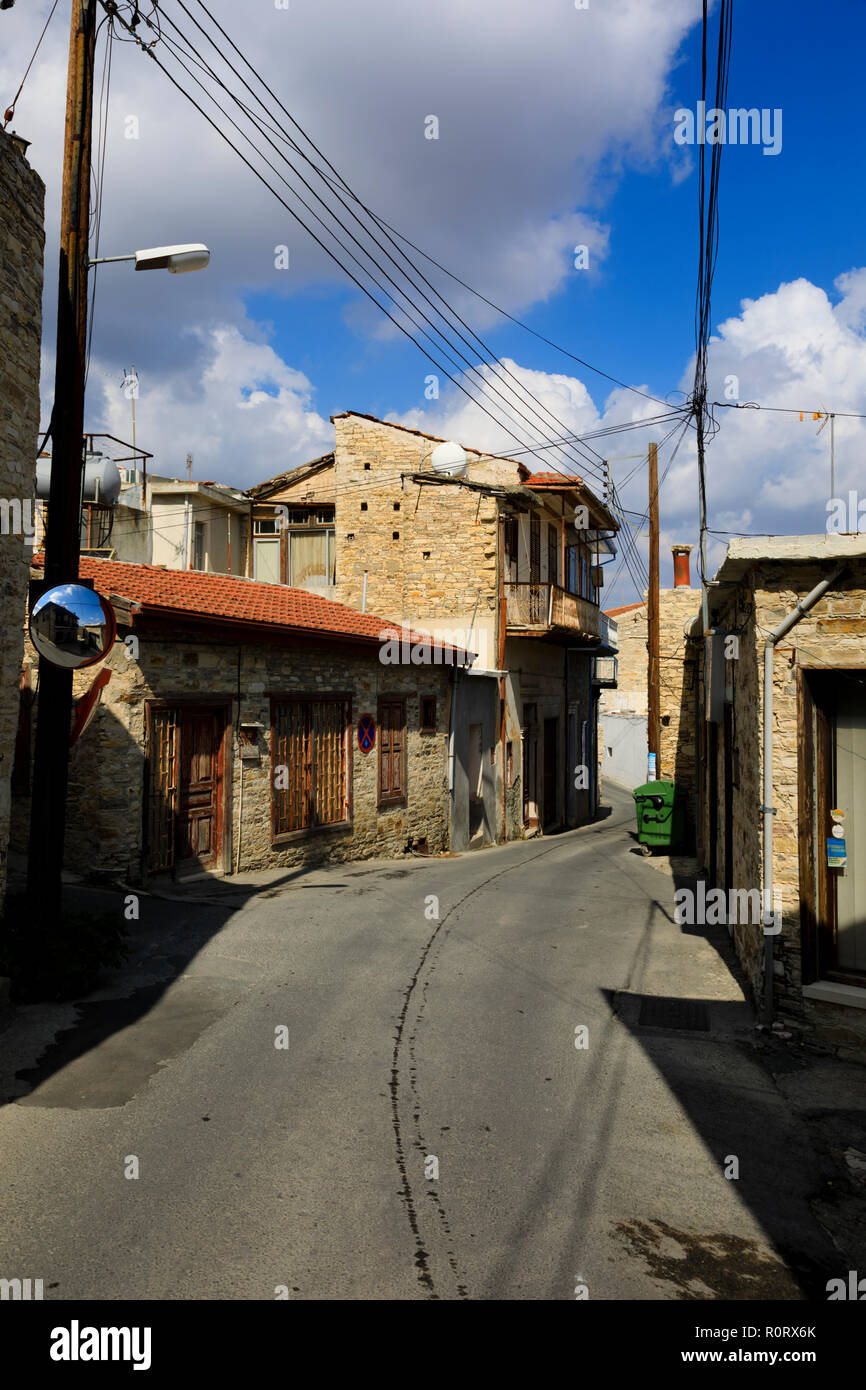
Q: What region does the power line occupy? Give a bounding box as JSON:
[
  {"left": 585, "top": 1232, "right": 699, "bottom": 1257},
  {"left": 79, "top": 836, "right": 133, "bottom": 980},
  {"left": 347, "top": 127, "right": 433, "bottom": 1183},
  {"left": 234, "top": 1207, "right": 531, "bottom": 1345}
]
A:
[
  {"left": 184, "top": 0, "right": 676, "bottom": 417},
  {"left": 2, "top": 0, "right": 62, "bottom": 127},
  {"left": 147, "top": 3, "right": 609, "bottom": 486},
  {"left": 712, "top": 401, "right": 866, "bottom": 421}
]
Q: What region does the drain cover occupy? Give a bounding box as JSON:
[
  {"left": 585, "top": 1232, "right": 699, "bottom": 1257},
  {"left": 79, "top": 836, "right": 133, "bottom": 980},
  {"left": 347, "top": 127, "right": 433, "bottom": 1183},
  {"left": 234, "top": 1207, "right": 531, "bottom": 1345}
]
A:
[{"left": 638, "top": 995, "right": 710, "bottom": 1031}]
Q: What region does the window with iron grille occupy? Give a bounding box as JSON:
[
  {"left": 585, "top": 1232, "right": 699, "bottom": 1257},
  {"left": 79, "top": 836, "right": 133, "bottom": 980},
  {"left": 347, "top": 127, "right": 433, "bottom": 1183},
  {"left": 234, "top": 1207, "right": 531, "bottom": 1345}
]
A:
[
  {"left": 378, "top": 697, "right": 407, "bottom": 806},
  {"left": 271, "top": 696, "right": 350, "bottom": 837}
]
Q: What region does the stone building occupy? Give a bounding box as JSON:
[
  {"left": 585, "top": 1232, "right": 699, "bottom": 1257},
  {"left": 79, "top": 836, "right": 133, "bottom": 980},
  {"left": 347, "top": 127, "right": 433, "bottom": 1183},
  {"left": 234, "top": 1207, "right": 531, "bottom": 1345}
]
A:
[
  {"left": 247, "top": 412, "right": 619, "bottom": 849},
  {"left": 0, "top": 128, "right": 44, "bottom": 909},
  {"left": 691, "top": 534, "right": 866, "bottom": 1055},
  {"left": 12, "top": 558, "right": 468, "bottom": 882},
  {"left": 599, "top": 600, "right": 647, "bottom": 788},
  {"left": 599, "top": 546, "right": 699, "bottom": 797}
]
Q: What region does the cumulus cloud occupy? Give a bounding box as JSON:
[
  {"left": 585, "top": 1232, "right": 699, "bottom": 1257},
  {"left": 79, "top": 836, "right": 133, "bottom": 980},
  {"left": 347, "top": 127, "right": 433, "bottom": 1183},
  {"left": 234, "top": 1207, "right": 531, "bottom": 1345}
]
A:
[
  {"left": 88, "top": 324, "right": 331, "bottom": 486},
  {"left": 392, "top": 269, "right": 866, "bottom": 602},
  {"left": 4, "top": 0, "right": 699, "bottom": 447}
]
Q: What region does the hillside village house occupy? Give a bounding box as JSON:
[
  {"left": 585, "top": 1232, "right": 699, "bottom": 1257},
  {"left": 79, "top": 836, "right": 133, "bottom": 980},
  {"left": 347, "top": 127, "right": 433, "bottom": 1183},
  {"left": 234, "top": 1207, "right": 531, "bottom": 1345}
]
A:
[
  {"left": 34, "top": 446, "right": 250, "bottom": 574},
  {"left": 599, "top": 599, "right": 647, "bottom": 789},
  {"left": 687, "top": 534, "right": 866, "bottom": 1055},
  {"left": 12, "top": 558, "right": 470, "bottom": 883},
  {"left": 246, "top": 412, "right": 620, "bottom": 849}
]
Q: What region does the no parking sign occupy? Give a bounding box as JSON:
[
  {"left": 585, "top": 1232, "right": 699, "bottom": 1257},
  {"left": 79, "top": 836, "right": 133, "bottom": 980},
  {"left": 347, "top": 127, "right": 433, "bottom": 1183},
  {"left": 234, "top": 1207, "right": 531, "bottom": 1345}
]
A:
[{"left": 357, "top": 713, "right": 376, "bottom": 753}]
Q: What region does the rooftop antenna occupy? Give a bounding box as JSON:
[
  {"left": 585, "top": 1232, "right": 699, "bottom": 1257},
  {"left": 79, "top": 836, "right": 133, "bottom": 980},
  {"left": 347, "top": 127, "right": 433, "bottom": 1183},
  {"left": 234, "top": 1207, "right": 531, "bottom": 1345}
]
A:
[{"left": 186, "top": 452, "right": 193, "bottom": 481}]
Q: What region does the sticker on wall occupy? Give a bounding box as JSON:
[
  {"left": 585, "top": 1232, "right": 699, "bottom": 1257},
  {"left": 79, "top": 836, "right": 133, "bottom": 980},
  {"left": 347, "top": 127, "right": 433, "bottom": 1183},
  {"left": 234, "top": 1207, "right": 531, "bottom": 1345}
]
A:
[
  {"left": 357, "top": 714, "right": 376, "bottom": 753},
  {"left": 827, "top": 837, "right": 847, "bottom": 869}
]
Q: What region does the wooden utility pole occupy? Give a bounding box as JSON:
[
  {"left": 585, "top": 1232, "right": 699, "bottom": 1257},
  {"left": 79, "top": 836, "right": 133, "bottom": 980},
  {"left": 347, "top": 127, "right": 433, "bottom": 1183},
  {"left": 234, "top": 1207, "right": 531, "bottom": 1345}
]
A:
[
  {"left": 27, "top": 0, "right": 98, "bottom": 930},
  {"left": 647, "top": 441, "right": 661, "bottom": 777}
]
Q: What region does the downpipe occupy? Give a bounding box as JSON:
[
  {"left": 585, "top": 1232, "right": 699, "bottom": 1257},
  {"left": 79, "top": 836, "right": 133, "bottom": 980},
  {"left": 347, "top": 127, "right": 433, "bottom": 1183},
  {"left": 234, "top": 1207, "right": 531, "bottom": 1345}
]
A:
[{"left": 761, "top": 567, "right": 845, "bottom": 1023}]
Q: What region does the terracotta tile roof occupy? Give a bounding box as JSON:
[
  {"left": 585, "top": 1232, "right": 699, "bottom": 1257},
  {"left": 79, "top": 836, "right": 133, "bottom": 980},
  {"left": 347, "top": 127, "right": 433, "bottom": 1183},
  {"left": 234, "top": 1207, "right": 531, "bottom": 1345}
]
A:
[
  {"left": 47, "top": 557, "right": 472, "bottom": 657},
  {"left": 604, "top": 601, "right": 646, "bottom": 617},
  {"left": 523, "top": 471, "right": 585, "bottom": 488}
]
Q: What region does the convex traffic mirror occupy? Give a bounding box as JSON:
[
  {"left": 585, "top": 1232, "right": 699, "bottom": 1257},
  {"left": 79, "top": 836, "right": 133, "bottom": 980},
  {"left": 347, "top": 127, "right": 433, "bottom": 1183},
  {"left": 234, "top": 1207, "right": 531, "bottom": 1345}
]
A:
[{"left": 30, "top": 584, "right": 116, "bottom": 669}]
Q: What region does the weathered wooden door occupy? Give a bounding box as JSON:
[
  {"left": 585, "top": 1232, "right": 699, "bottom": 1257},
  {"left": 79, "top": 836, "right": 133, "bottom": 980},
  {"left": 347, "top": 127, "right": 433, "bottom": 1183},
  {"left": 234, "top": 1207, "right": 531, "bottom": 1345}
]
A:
[
  {"left": 834, "top": 686, "right": 866, "bottom": 974},
  {"left": 147, "top": 704, "right": 225, "bottom": 875},
  {"left": 543, "top": 717, "right": 558, "bottom": 827},
  {"left": 177, "top": 708, "right": 222, "bottom": 868},
  {"left": 523, "top": 703, "right": 538, "bottom": 827}
]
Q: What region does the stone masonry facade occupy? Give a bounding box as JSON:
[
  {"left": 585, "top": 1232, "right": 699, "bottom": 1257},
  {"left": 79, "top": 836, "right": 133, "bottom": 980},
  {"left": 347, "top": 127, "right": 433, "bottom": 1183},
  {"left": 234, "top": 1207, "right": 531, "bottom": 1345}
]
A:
[
  {"left": 657, "top": 586, "right": 700, "bottom": 818},
  {"left": 698, "top": 560, "right": 866, "bottom": 1056},
  {"left": 0, "top": 130, "right": 44, "bottom": 909},
  {"left": 13, "top": 626, "right": 454, "bottom": 881},
  {"left": 600, "top": 602, "right": 647, "bottom": 716}
]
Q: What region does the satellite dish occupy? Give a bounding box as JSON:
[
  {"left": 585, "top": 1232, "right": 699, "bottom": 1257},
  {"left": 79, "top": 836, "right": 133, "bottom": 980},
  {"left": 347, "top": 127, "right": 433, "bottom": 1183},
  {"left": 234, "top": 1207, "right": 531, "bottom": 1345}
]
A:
[{"left": 430, "top": 441, "right": 468, "bottom": 477}]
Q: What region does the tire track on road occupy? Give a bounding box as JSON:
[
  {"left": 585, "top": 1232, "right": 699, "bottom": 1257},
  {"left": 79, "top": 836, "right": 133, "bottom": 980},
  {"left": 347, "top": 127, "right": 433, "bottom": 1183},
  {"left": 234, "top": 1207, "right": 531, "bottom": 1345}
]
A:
[{"left": 390, "top": 802, "right": 635, "bottom": 1298}]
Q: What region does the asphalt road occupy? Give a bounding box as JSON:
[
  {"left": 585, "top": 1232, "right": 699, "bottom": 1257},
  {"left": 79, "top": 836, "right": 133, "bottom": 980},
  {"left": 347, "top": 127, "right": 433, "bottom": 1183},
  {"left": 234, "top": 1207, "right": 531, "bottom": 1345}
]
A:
[{"left": 0, "top": 786, "right": 846, "bottom": 1300}]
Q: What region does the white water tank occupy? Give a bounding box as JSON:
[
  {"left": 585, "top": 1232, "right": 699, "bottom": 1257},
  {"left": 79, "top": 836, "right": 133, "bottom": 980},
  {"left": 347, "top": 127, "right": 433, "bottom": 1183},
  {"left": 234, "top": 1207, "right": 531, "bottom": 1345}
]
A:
[
  {"left": 35, "top": 452, "right": 122, "bottom": 505},
  {"left": 430, "top": 441, "right": 468, "bottom": 477}
]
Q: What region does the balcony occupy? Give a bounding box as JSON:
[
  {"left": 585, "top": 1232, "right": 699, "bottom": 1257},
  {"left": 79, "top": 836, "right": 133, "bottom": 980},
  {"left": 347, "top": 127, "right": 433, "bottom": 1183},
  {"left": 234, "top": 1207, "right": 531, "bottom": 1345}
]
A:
[
  {"left": 592, "top": 656, "right": 618, "bottom": 687},
  {"left": 505, "top": 582, "right": 601, "bottom": 641}
]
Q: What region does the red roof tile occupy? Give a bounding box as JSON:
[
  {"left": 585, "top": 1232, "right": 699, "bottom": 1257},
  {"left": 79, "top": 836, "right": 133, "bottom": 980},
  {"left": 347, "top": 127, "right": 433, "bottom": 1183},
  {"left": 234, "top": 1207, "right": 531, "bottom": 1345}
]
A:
[
  {"left": 55, "top": 557, "right": 472, "bottom": 656},
  {"left": 604, "top": 601, "right": 646, "bottom": 617},
  {"left": 523, "top": 471, "right": 586, "bottom": 488}
]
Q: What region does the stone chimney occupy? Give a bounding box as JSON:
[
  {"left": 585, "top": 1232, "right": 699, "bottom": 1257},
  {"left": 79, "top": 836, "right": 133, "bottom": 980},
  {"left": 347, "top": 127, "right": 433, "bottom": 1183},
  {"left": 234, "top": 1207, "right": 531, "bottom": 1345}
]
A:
[{"left": 671, "top": 544, "right": 693, "bottom": 588}]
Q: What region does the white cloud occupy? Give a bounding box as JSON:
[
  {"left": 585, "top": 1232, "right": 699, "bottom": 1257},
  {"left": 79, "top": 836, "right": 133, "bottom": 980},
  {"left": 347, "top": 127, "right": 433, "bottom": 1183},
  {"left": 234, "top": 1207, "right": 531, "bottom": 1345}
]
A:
[
  {"left": 391, "top": 269, "right": 866, "bottom": 602},
  {"left": 88, "top": 324, "right": 331, "bottom": 487}
]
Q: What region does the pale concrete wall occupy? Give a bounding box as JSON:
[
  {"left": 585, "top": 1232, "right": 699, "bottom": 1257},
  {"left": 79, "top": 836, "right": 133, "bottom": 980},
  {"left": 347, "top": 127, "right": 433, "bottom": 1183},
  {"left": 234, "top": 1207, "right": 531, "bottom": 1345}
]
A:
[
  {"left": 0, "top": 129, "right": 44, "bottom": 908},
  {"left": 149, "top": 494, "right": 247, "bottom": 575},
  {"left": 600, "top": 713, "right": 647, "bottom": 790}
]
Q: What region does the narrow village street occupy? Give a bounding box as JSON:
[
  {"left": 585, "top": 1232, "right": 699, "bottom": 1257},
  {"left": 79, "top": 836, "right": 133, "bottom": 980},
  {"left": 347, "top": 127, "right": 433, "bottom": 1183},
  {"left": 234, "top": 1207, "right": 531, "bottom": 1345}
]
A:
[{"left": 0, "top": 785, "right": 857, "bottom": 1302}]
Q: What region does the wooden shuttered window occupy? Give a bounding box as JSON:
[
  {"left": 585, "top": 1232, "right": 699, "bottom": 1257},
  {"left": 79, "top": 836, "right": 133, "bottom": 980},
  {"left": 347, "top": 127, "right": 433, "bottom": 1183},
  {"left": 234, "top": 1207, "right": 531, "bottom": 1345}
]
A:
[
  {"left": 147, "top": 707, "right": 179, "bottom": 873},
  {"left": 378, "top": 697, "right": 407, "bottom": 807},
  {"left": 272, "top": 697, "right": 349, "bottom": 837}
]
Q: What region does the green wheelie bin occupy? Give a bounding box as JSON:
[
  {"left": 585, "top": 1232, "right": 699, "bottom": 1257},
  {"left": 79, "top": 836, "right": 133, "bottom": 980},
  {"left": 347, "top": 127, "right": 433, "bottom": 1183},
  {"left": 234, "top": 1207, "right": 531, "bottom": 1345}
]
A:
[{"left": 632, "top": 780, "right": 685, "bottom": 853}]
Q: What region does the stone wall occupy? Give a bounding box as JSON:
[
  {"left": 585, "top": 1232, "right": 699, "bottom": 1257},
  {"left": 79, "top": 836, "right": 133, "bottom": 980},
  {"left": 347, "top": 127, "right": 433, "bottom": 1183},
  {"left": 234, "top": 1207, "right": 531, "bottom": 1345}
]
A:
[
  {"left": 14, "top": 626, "right": 454, "bottom": 880},
  {"left": 657, "top": 586, "right": 700, "bottom": 813},
  {"left": 699, "top": 562, "right": 866, "bottom": 1055},
  {"left": 0, "top": 130, "right": 44, "bottom": 908},
  {"left": 600, "top": 603, "right": 647, "bottom": 715},
  {"left": 331, "top": 414, "right": 506, "bottom": 669}
]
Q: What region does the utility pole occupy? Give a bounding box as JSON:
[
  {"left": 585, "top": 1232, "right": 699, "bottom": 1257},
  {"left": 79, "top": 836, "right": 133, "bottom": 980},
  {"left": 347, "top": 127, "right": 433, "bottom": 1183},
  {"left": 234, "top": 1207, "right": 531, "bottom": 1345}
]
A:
[
  {"left": 27, "top": 0, "right": 98, "bottom": 933},
  {"left": 647, "top": 441, "right": 661, "bottom": 778}
]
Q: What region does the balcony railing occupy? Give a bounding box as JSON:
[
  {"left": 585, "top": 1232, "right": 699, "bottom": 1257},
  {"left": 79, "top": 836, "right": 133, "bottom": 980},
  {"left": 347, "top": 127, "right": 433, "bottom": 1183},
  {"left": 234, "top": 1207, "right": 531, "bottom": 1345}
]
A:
[
  {"left": 592, "top": 656, "right": 618, "bottom": 686},
  {"left": 505, "top": 582, "right": 601, "bottom": 640}
]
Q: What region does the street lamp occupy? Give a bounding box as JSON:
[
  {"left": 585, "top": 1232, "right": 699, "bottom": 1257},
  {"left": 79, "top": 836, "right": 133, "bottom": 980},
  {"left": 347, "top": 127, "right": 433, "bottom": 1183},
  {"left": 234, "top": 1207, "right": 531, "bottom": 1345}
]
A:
[
  {"left": 28, "top": 236, "right": 210, "bottom": 950},
  {"left": 89, "top": 243, "right": 211, "bottom": 274}
]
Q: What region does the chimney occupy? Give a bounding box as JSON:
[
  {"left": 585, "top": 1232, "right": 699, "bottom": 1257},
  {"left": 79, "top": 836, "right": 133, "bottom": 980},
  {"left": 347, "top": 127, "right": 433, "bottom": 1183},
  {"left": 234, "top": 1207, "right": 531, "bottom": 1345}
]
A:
[{"left": 671, "top": 544, "right": 693, "bottom": 587}]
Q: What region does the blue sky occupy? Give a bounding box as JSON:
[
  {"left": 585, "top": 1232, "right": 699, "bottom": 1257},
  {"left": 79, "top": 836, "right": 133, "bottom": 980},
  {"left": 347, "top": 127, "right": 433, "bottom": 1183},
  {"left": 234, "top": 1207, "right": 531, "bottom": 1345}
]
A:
[{"left": 241, "top": 1, "right": 866, "bottom": 423}]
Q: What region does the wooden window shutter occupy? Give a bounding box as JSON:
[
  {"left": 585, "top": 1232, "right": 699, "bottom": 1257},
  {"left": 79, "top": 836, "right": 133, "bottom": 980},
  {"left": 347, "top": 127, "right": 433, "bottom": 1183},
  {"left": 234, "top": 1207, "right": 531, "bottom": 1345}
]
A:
[{"left": 378, "top": 697, "right": 406, "bottom": 805}]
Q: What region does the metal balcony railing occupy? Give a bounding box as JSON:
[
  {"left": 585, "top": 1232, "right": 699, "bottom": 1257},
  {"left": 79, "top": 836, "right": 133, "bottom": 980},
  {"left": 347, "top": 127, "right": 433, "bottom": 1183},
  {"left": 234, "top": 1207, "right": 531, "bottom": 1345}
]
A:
[{"left": 592, "top": 656, "right": 618, "bottom": 686}]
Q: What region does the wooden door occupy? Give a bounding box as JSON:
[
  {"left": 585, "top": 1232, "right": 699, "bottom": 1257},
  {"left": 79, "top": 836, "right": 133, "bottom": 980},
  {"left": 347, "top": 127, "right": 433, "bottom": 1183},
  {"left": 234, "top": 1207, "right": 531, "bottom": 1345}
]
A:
[
  {"left": 176, "top": 708, "right": 222, "bottom": 868},
  {"left": 543, "top": 717, "right": 558, "bottom": 827},
  {"left": 523, "top": 703, "right": 538, "bottom": 827},
  {"left": 723, "top": 703, "right": 734, "bottom": 928},
  {"left": 834, "top": 686, "right": 866, "bottom": 974}
]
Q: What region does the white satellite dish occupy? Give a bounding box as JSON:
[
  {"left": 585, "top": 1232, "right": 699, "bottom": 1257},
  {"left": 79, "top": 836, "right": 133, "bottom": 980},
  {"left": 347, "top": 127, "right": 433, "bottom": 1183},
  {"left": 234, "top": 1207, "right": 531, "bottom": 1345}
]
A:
[{"left": 430, "top": 441, "right": 468, "bottom": 477}]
